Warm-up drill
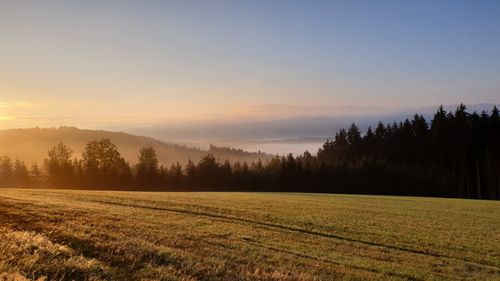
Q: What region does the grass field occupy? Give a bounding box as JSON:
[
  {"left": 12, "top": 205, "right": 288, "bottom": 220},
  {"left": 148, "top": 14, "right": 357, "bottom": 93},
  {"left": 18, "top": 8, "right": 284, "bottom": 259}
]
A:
[{"left": 0, "top": 189, "right": 498, "bottom": 281}]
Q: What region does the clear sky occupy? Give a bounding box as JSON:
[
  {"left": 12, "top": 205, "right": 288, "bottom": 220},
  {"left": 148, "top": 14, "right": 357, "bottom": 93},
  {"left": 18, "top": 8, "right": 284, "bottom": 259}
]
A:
[{"left": 1, "top": 0, "right": 499, "bottom": 129}]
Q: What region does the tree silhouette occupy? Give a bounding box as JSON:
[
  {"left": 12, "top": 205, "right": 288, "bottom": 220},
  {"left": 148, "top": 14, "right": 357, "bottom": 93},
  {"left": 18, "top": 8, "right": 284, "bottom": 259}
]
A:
[
  {"left": 29, "top": 163, "right": 44, "bottom": 186},
  {"left": 82, "top": 138, "right": 130, "bottom": 188},
  {"left": 135, "top": 145, "right": 160, "bottom": 188},
  {"left": 0, "top": 156, "right": 13, "bottom": 187},
  {"left": 3, "top": 104, "right": 499, "bottom": 199},
  {"left": 44, "top": 143, "right": 74, "bottom": 187},
  {"left": 13, "top": 159, "right": 30, "bottom": 187}
]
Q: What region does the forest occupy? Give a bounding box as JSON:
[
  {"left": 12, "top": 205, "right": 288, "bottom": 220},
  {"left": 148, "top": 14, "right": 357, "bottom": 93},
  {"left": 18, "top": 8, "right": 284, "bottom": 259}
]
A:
[{"left": 1, "top": 104, "right": 499, "bottom": 200}]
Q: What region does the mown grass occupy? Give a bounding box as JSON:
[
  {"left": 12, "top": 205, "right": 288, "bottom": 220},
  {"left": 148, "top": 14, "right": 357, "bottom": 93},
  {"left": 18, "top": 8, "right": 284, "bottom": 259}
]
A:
[{"left": 0, "top": 189, "right": 498, "bottom": 280}]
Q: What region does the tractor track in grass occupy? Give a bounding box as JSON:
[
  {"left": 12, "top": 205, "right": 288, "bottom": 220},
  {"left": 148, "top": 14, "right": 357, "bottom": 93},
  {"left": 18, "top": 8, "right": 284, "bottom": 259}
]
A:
[
  {"left": 0, "top": 197, "right": 403, "bottom": 280},
  {"left": 1, "top": 193, "right": 499, "bottom": 279},
  {"left": 79, "top": 197, "right": 500, "bottom": 272},
  {"left": 242, "top": 239, "right": 425, "bottom": 281}
]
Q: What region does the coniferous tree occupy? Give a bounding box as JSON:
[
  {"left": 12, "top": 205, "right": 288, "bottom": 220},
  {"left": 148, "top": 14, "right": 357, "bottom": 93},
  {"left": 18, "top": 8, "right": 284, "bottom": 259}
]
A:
[
  {"left": 13, "top": 159, "right": 30, "bottom": 187},
  {"left": 0, "top": 156, "right": 13, "bottom": 187},
  {"left": 1, "top": 104, "right": 498, "bottom": 199},
  {"left": 29, "top": 163, "right": 44, "bottom": 186},
  {"left": 167, "top": 162, "right": 184, "bottom": 187}
]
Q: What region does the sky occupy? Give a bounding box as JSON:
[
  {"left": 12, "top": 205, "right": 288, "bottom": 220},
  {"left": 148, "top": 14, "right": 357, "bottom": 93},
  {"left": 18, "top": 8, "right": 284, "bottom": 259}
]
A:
[{"left": 1, "top": 0, "right": 500, "bottom": 130}]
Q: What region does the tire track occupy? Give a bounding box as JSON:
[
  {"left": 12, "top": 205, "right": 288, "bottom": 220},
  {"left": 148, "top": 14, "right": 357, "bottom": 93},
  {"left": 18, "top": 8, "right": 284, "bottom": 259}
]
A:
[
  {"left": 82, "top": 197, "right": 500, "bottom": 272},
  {"left": 242, "top": 239, "right": 424, "bottom": 281},
  {"left": 2, "top": 194, "right": 499, "bottom": 276}
]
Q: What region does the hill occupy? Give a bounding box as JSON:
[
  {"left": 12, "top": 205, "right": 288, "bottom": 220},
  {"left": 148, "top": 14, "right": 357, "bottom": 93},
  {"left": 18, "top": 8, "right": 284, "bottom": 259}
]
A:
[
  {"left": 0, "top": 189, "right": 498, "bottom": 280},
  {"left": 0, "top": 127, "right": 272, "bottom": 166},
  {"left": 132, "top": 103, "right": 499, "bottom": 155},
  {"left": 134, "top": 104, "right": 499, "bottom": 141}
]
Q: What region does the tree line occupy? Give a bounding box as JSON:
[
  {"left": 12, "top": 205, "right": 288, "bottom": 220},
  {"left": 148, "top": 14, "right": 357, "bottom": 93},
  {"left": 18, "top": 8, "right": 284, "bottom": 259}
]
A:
[{"left": 0, "top": 104, "right": 499, "bottom": 199}]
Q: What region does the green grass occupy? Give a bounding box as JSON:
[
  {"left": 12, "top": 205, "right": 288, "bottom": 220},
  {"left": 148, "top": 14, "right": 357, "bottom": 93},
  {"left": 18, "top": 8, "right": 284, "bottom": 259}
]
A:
[{"left": 0, "top": 189, "right": 499, "bottom": 280}]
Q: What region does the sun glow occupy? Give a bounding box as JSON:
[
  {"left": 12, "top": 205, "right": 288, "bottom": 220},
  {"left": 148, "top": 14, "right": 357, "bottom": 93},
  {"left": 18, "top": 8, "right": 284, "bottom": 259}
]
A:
[{"left": 0, "top": 115, "right": 15, "bottom": 121}]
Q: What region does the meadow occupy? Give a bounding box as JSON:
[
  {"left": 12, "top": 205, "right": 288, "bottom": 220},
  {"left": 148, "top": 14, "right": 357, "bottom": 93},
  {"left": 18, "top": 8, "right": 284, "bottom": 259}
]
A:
[{"left": 0, "top": 189, "right": 498, "bottom": 281}]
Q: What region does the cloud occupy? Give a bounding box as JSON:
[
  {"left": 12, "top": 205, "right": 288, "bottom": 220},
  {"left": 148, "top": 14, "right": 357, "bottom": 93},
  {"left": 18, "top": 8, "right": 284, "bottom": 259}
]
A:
[
  {"left": 0, "top": 98, "right": 404, "bottom": 130},
  {"left": 0, "top": 116, "right": 15, "bottom": 121},
  {"left": 0, "top": 101, "right": 38, "bottom": 108}
]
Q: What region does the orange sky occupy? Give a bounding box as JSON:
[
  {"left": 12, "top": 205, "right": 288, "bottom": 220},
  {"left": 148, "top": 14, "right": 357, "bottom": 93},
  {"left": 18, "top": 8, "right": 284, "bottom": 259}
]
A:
[{"left": 1, "top": 1, "right": 499, "bottom": 130}]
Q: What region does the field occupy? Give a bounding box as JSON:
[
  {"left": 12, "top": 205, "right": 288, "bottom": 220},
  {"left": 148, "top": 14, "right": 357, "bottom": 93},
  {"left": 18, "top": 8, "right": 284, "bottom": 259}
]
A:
[{"left": 0, "top": 189, "right": 498, "bottom": 281}]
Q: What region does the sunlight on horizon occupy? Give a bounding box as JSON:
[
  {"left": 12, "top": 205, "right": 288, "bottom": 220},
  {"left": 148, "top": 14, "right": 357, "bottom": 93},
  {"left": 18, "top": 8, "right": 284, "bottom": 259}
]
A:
[
  {"left": 1, "top": 1, "right": 499, "bottom": 132},
  {"left": 0, "top": 98, "right": 410, "bottom": 130},
  {"left": 0, "top": 116, "right": 15, "bottom": 121},
  {"left": 0, "top": 3, "right": 498, "bottom": 277}
]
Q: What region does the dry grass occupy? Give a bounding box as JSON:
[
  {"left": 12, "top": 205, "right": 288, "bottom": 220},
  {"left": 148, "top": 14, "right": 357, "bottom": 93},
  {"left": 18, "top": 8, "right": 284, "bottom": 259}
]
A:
[{"left": 0, "top": 189, "right": 499, "bottom": 280}]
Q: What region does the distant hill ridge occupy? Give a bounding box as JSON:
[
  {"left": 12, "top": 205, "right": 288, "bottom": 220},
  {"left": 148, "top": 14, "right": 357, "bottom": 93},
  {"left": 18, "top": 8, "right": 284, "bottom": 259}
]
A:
[{"left": 0, "top": 127, "right": 272, "bottom": 166}]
